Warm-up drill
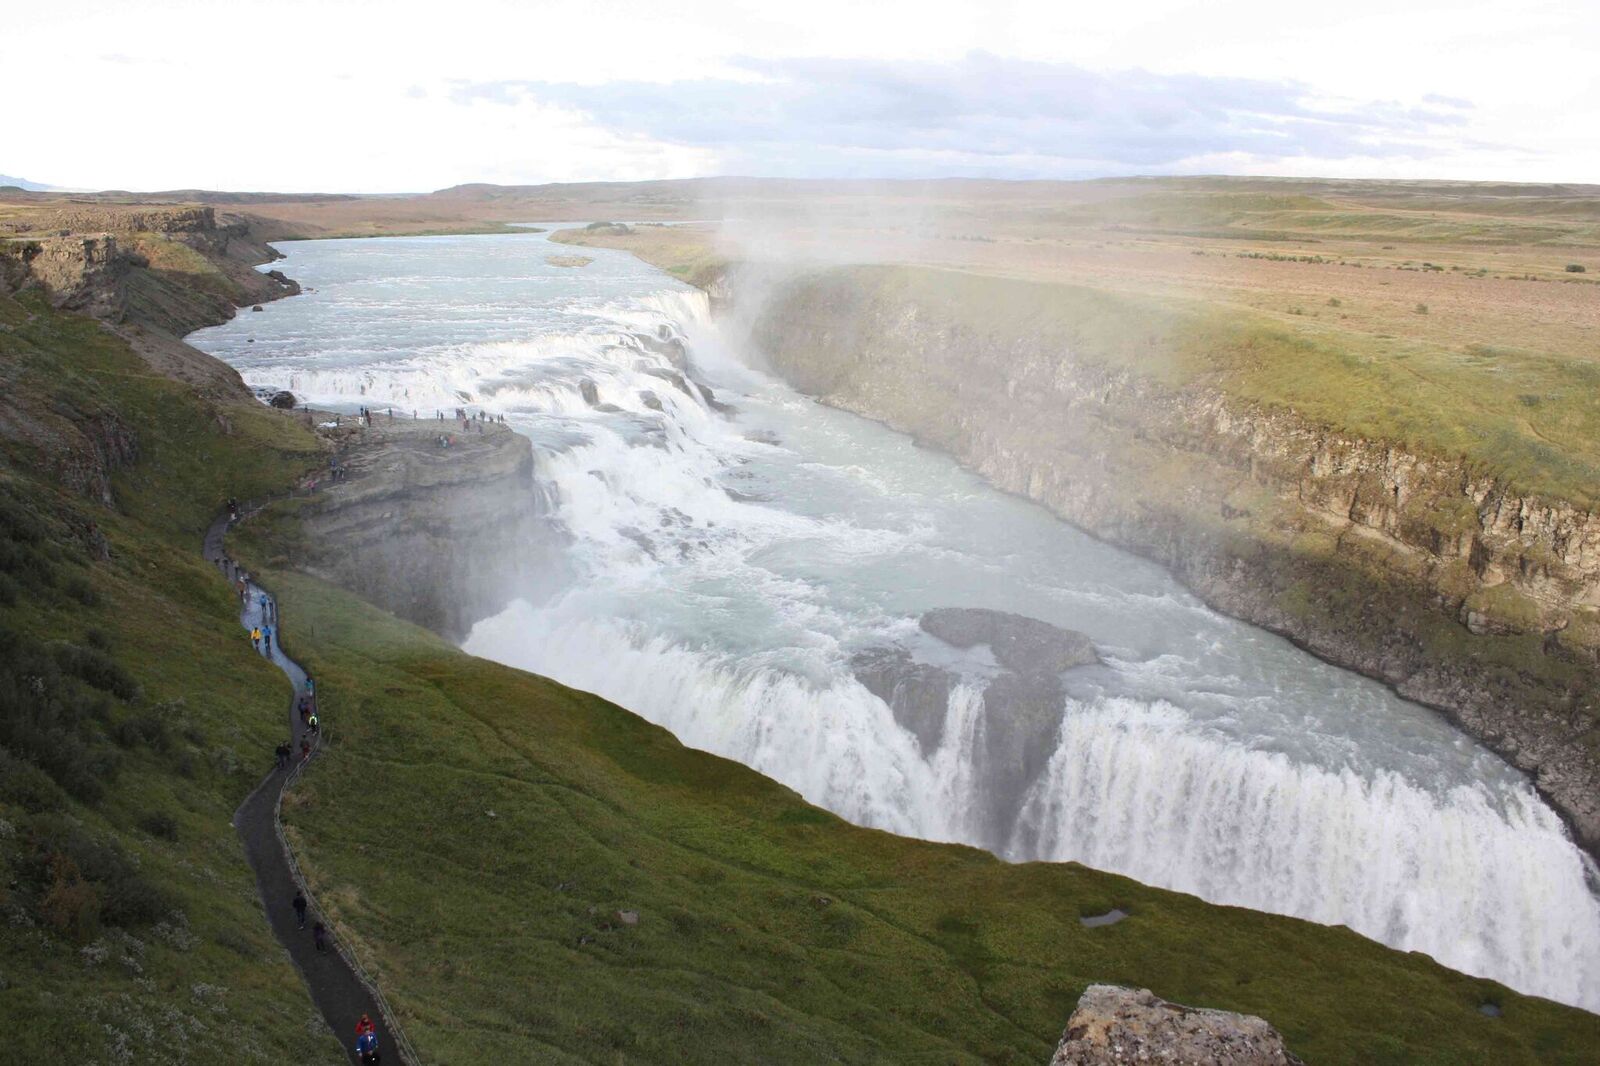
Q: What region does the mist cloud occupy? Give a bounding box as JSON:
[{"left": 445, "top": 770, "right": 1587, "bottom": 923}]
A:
[{"left": 451, "top": 52, "right": 1480, "bottom": 177}]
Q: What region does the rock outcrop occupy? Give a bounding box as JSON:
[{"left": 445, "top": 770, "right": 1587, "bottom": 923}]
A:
[
  {"left": 853, "top": 608, "right": 1097, "bottom": 848},
  {"left": 294, "top": 420, "right": 555, "bottom": 640},
  {"left": 921, "top": 607, "right": 1098, "bottom": 673},
  {"left": 0, "top": 234, "right": 132, "bottom": 318},
  {"left": 1051, "top": 985, "right": 1302, "bottom": 1065},
  {"left": 743, "top": 263, "right": 1600, "bottom": 852}
]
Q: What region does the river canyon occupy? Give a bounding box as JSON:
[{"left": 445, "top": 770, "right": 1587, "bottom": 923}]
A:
[{"left": 188, "top": 228, "right": 1600, "bottom": 1015}]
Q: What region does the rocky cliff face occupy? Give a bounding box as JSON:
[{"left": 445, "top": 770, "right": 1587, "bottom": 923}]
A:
[
  {"left": 1051, "top": 985, "right": 1302, "bottom": 1065},
  {"left": 0, "top": 234, "right": 133, "bottom": 318},
  {"left": 294, "top": 421, "right": 553, "bottom": 641},
  {"left": 0, "top": 205, "right": 299, "bottom": 335},
  {"left": 739, "top": 264, "right": 1600, "bottom": 851}
]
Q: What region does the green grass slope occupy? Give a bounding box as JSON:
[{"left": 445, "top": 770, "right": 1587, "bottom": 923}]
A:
[
  {"left": 230, "top": 536, "right": 1600, "bottom": 1064},
  {"left": 0, "top": 291, "right": 341, "bottom": 1062}
]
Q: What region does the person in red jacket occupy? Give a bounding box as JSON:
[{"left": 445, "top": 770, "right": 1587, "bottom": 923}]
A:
[{"left": 356, "top": 1014, "right": 375, "bottom": 1037}]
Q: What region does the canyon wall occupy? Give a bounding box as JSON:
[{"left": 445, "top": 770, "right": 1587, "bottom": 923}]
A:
[
  {"left": 293, "top": 422, "right": 552, "bottom": 641},
  {"left": 736, "top": 264, "right": 1600, "bottom": 850}
]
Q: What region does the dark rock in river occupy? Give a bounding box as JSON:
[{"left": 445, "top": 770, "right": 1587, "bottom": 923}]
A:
[
  {"left": 644, "top": 367, "right": 695, "bottom": 399},
  {"left": 975, "top": 669, "right": 1067, "bottom": 840},
  {"left": 696, "top": 381, "right": 734, "bottom": 413},
  {"left": 1051, "top": 985, "right": 1303, "bottom": 1066},
  {"left": 632, "top": 329, "right": 688, "bottom": 370},
  {"left": 921, "top": 607, "right": 1097, "bottom": 673},
  {"left": 639, "top": 390, "right": 664, "bottom": 412},
  {"left": 851, "top": 648, "right": 956, "bottom": 756},
  {"left": 579, "top": 378, "right": 600, "bottom": 406},
  {"left": 852, "top": 608, "right": 1099, "bottom": 849},
  {"left": 268, "top": 390, "right": 297, "bottom": 410}
]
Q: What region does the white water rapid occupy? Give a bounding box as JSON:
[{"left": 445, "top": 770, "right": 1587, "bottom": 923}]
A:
[{"left": 190, "top": 229, "right": 1600, "bottom": 1012}]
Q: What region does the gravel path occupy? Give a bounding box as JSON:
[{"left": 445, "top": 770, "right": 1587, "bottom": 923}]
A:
[{"left": 205, "top": 508, "right": 408, "bottom": 1065}]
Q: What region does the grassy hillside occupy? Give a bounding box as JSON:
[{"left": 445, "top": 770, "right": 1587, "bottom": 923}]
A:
[
  {"left": 0, "top": 291, "right": 340, "bottom": 1062},
  {"left": 224, "top": 525, "right": 1600, "bottom": 1064}
]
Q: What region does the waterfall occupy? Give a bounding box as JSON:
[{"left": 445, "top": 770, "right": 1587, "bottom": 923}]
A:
[{"left": 192, "top": 231, "right": 1600, "bottom": 1014}]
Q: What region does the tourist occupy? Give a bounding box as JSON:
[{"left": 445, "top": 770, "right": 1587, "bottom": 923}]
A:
[
  {"left": 275, "top": 742, "right": 290, "bottom": 769},
  {"left": 250, "top": 626, "right": 261, "bottom": 650},
  {"left": 356, "top": 1030, "right": 381, "bottom": 1065},
  {"left": 300, "top": 738, "right": 312, "bottom": 762},
  {"left": 263, "top": 625, "right": 273, "bottom": 654},
  {"left": 307, "top": 713, "right": 319, "bottom": 736},
  {"left": 292, "top": 889, "right": 307, "bottom": 929},
  {"left": 313, "top": 921, "right": 328, "bottom": 953},
  {"left": 356, "top": 1015, "right": 375, "bottom": 1038}
]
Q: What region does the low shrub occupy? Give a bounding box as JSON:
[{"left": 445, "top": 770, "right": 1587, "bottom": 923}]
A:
[{"left": 138, "top": 811, "right": 179, "bottom": 841}]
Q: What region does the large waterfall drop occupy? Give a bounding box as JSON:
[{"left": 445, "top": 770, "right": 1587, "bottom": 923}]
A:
[{"left": 191, "top": 229, "right": 1600, "bottom": 1012}]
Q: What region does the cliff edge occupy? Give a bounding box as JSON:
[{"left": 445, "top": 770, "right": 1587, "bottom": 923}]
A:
[
  {"left": 286, "top": 417, "right": 550, "bottom": 641},
  {"left": 738, "top": 264, "right": 1600, "bottom": 851}
]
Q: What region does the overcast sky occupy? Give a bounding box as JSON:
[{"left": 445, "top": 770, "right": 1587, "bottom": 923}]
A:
[{"left": 6, "top": 0, "right": 1595, "bottom": 191}]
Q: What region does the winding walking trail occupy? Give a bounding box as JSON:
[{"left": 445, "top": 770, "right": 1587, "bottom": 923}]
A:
[{"left": 204, "top": 508, "right": 410, "bottom": 1065}]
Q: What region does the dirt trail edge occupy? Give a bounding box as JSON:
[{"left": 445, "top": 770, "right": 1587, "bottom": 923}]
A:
[{"left": 205, "top": 507, "right": 418, "bottom": 1066}]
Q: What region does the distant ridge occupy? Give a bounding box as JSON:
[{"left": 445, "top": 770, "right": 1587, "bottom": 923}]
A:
[{"left": 0, "top": 173, "right": 57, "bottom": 191}]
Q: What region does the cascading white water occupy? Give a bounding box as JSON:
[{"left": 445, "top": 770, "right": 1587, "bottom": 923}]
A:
[{"left": 189, "top": 229, "right": 1600, "bottom": 1013}]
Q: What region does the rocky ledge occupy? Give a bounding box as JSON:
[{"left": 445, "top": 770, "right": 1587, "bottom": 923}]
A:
[
  {"left": 294, "top": 418, "right": 556, "bottom": 640},
  {"left": 1051, "top": 985, "right": 1303, "bottom": 1066}
]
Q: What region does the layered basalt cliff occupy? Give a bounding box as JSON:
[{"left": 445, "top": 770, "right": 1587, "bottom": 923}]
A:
[
  {"left": 0, "top": 205, "right": 299, "bottom": 334},
  {"left": 737, "top": 264, "right": 1600, "bottom": 850},
  {"left": 293, "top": 421, "right": 551, "bottom": 641}
]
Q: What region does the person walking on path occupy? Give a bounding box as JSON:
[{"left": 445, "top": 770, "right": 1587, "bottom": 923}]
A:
[
  {"left": 356, "top": 1030, "right": 381, "bottom": 1065},
  {"left": 263, "top": 625, "right": 273, "bottom": 655},
  {"left": 356, "top": 1015, "right": 375, "bottom": 1038},
  {"left": 300, "top": 739, "right": 312, "bottom": 762},
  {"left": 275, "top": 742, "right": 290, "bottom": 769},
  {"left": 313, "top": 921, "right": 328, "bottom": 953},
  {"left": 307, "top": 712, "right": 320, "bottom": 736},
  {"left": 250, "top": 626, "right": 261, "bottom": 651},
  {"left": 292, "top": 889, "right": 308, "bottom": 930}
]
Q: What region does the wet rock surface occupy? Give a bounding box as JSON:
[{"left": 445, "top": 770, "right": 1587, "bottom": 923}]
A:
[
  {"left": 851, "top": 647, "right": 957, "bottom": 755},
  {"left": 921, "top": 607, "right": 1098, "bottom": 673},
  {"left": 853, "top": 608, "right": 1098, "bottom": 848},
  {"left": 1051, "top": 985, "right": 1303, "bottom": 1066}
]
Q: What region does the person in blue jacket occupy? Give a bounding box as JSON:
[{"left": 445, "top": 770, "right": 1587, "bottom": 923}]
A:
[{"left": 355, "top": 1029, "right": 380, "bottom": 1065}]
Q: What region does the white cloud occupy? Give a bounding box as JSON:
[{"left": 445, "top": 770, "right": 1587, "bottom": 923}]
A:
[{"left": 1, "top": 0, "right": 1593, "bottom": 190}]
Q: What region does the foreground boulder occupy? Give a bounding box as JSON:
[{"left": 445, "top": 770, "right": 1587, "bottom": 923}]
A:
[{"left": 1052, "top": 985, "right": 1303, "bottom": 1065}]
